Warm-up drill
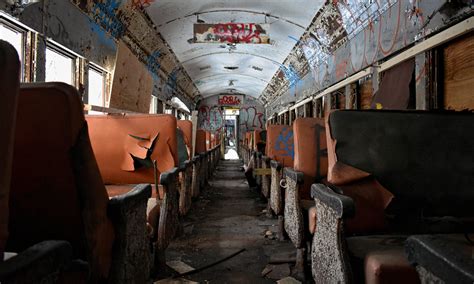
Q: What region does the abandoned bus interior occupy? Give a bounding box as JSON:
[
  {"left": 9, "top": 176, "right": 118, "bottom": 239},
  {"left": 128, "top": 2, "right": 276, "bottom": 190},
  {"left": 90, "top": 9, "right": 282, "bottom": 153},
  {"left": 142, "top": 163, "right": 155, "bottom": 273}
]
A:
[{"left": 0, "top": 0, "right": 473, "bottom": 283}]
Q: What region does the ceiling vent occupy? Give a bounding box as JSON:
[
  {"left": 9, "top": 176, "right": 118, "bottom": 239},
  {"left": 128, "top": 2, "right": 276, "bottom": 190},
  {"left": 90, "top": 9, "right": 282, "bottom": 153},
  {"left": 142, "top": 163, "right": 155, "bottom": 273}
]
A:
[
  {"left": 252, "top": 66, "right": 263, "bottom": 71},
  {"left": 224, "top": 66, "right": 239, "bottom": 70},
  {"left": 199, "top": 65, "right": 211, "bottom": 71}
]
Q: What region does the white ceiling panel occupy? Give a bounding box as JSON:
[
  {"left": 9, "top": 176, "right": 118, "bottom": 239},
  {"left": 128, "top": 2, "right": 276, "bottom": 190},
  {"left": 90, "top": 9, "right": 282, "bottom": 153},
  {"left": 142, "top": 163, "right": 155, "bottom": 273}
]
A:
[{"left": 145, "top": 0, "right": 324, "bottom": 98}]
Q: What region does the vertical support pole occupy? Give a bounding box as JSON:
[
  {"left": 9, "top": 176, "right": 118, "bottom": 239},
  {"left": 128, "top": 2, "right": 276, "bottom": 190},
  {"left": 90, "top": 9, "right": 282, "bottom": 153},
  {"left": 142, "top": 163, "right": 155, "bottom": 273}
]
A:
[
  {"left": 415, "top": 53, "right": 428, "bottom": 110},
  {"left": 191, "top": 110, "right": 198, "bottom": 157}
]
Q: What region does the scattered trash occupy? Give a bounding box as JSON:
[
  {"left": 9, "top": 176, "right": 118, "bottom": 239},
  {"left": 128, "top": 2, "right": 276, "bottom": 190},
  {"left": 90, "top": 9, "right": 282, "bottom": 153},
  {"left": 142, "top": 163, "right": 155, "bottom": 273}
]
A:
[
  {"left": 261, "top": 265, "right": 273, "bottom": 277},
  {"left": 276, "top": 276, "right": 302, "bottom": 284},
  {"left": 265, "top": 230, "right": 273, "bottom": 236},
  {"left": 261, "top": 263, "right": 291, "bottom": 280},
  {"left": 173, "top": 248, "right": 246, "bottom": 278},
  {"left": 166, "top": 260, "right": 195, "bottom": 274},
  {"left": 154, "top": 278, "right": 198, "bottom": 284},
  {"left": 262, "top": 209, "right": 267, "bottom": 213}
]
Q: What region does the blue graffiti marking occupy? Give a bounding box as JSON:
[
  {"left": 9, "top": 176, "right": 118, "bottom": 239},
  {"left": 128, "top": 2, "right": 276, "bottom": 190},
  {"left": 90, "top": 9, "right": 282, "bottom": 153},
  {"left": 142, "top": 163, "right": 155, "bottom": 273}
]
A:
[
  {"left": 91, "top": 0, "right": 125, "bottom": 38},
  {"left": 89, "top": 19, "right": 116, "bottom": 49},
  {"left": 166, "top": 68, "right": 178, "bottom": 92},
  {"left": 288, "top": 35, "right": 300, "bottom": 43},
  {"left": 146, "top": 50, "right": 161, "bottom": 80},
  {"left": 280, "top": 64, "right": 300, "bottom": 89},
  {"left": 275, "top": 129, "right": 294, "bottom": 158}
]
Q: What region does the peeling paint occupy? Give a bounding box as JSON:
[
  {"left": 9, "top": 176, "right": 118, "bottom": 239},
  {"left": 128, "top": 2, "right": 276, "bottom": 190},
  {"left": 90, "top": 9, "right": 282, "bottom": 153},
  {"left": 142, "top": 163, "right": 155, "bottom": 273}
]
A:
[{"left": 91, "top": 0, "right": 126, "bottom": 38}]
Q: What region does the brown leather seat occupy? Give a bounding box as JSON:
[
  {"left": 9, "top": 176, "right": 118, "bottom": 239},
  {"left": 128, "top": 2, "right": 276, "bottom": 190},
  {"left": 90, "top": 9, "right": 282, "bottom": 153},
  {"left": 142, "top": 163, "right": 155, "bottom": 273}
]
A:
[
  {"left": 9, "top": 83, "right": 151, "bottom": 283},
  {"left": 0, "top": 41, "right": 75, "bottom": 284}
]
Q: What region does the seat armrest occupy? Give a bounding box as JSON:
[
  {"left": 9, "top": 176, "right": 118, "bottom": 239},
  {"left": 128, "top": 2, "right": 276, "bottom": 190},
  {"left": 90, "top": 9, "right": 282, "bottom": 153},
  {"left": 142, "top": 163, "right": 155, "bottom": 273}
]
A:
[
  {"left": 192, "top": 155, "right": 200, "bottom": 163},
  {"left": 0, "top": 240, "right": 72, "bottom": 283},
  {"left": 406, "top": 234, "right": 474, "bottom": 283},
  {"left": 262, "top": 156, "right": 271, "bottom": 163},
  {"left": 270, "top": 160, "right": 282, "bottom": 171},
  {"left": 107, "top": 183, "right": 152, "bottom": 284},
  {"left": 311, "top": 183, "right": 355, "bottom": 219},
  {"left": 283, "top": 167, "right": 304, "bottom": 185},
  {"left": 183, "top": 160, "right": 191, "bottom": 168},
  {"left": 157, "top": 168, "right": 180, "bottom": 251},
  {"left": 310, "top": 183, "right": 355, "bottom": 283},
  {"left": 283, "top": 167, "right": 305, "bottom": 248}
]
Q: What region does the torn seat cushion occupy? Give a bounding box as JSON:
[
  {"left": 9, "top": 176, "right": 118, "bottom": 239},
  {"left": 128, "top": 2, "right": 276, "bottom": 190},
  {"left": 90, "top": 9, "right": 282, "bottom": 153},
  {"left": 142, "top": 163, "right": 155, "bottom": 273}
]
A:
[{"left": 86, "top": 114, "right": 178, "bottom": 184}]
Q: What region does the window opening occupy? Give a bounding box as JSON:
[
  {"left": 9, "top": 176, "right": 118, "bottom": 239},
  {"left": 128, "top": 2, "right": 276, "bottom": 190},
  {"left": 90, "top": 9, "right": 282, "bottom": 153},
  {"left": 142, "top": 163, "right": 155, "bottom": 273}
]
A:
[{"left": 45, "top": 44, "right": 75, "bottom": 85}]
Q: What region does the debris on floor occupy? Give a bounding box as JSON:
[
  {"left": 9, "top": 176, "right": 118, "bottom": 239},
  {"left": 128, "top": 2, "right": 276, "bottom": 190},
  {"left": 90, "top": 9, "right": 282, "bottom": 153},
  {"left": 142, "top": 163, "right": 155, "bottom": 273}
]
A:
[
  {"left": 166, "top": 260, "right": 195, "bottom": 274},
  {"left": 154, "top": 278, "right": 198, "bottom": 284},
  {"left": 269, "top": 251, "right": 297, "bottom": 264},
  {"left": 264, "top": 230, "right": 276, "bottom": 240},
  {"left": 261, "top": 263, "right": 291, "bottom": 280},
  {"left": 276, "top": 276, "right": 302, "bottom": 284}
]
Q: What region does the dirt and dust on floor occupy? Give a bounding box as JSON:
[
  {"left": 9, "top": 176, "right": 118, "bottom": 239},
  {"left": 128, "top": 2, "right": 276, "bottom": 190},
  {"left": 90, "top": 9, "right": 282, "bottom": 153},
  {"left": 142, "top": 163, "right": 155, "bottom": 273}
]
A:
[{"left": 156, "top": 154, "right": 312, "bottom": 283}]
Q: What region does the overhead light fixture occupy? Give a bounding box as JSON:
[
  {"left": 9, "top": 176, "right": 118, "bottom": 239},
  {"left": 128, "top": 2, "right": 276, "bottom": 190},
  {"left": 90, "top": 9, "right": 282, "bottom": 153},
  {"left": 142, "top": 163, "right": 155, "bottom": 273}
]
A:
[
  {"left": 196, "top": 15, "right": 205, "bottom": 23},
  {"left": 224, "top": 66, "right": 239, "bottom": 70}
]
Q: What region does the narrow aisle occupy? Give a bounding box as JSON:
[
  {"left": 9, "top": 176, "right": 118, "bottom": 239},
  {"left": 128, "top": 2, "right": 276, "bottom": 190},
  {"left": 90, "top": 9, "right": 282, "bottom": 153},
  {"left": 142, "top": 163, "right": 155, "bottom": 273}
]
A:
[{"left": 166, "top": 150, "right": 294, "bottom": 283}]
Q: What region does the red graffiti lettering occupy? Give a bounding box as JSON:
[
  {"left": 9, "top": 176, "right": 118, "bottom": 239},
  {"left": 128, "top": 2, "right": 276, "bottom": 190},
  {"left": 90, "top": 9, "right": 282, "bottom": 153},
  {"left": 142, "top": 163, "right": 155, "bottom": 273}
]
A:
[
  {"left": 213, "top": 23, "right": 265, "bottom": 44},
  {"left": 131, "top": 0, "right": 155, "bottom": 9},
  {"left": 218, "top": 95, "right": 241, "bottom": 106}
]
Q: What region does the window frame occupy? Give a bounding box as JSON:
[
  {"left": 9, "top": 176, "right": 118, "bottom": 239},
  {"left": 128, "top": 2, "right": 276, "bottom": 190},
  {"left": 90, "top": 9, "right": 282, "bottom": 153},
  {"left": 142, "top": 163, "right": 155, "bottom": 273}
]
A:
[
  {"left": 87, "top": 62, "right": 108, "bottom": 107},
  {"left": 0, "top": 16, "right": 27, "bottom": 81},
  {"left": 45, "top": 41, "right": 78, "bottom": 86}
]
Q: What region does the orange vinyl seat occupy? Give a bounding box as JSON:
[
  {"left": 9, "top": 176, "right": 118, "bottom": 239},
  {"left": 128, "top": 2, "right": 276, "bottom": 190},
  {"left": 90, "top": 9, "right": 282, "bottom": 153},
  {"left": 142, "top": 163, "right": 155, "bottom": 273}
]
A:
[
  {"left": 86, "top": 114, "right": 179, "bottom": 267},
  {"left": 265, "top": 125, "right": 294, "bottom": 216},
  {"left": 177, "top": 120, "right": 193, "bottom": 215}
]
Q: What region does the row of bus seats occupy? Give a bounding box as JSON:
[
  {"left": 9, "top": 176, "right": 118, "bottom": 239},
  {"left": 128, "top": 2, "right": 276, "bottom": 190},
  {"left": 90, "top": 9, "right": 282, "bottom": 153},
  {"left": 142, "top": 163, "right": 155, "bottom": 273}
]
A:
[
  {"left": 0, "top": 40, "right": 222, "bottom": 284},
  {"left": 245, "top": 111, "right": 473, "bottom": 280}
]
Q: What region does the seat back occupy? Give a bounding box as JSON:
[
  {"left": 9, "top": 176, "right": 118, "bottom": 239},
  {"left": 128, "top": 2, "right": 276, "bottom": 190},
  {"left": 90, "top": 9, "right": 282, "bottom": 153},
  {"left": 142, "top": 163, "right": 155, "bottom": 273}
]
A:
[
  {"left": 210, "top": 133, "right": 215, "bottom": 148},
  {"left": 9, "top": 83, "right": 114, "bottom": 279},
  {"left": 266, "top": 125, "right": 294, "bottom": 168},
  {"left": 177, "top": 120, "right": 193, "bottom": 156},
  {"left": 0, "top": 40, "right": 20, "bottom": 258},
  {"left": 205, "top": 131, "right": 212, "bottom": 150},
  {"left": 195, "top": 129, "right": 207, "bottom": 154},
  {"left": 293, "top": 118, "right": 328, "bottom": 199},
  {"left": 86, "top": 114, "right": 178, "bottom": 184},
  {"left": 253, "top": 130, "right": 266, "bottom": 153},
  {"left": 328, "top": 110, "right": 474, "bottom": 218}
]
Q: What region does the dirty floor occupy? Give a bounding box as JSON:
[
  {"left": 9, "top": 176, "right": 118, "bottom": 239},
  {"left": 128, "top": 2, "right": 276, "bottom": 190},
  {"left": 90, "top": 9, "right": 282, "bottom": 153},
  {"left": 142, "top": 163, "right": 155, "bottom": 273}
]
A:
[{"left": 165, "top": 154, "right": 297, "bottom": 283}]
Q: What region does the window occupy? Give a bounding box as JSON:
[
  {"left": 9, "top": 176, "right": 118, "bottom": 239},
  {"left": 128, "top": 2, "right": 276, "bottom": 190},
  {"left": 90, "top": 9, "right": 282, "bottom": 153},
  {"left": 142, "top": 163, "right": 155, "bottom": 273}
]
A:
[
  {"left": 88, "top": 64, "right": 106, "bottom": 106},
  {"left": 45, "top": 45, "right": 74, "bottom": 85},
  {"left": 0, "top": 20, "right": 25, "bottom": 80},
  {"left": 150, "top": 96, "right": 158, "bottom": 114}
]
